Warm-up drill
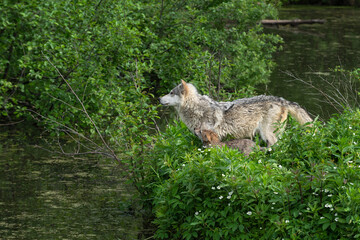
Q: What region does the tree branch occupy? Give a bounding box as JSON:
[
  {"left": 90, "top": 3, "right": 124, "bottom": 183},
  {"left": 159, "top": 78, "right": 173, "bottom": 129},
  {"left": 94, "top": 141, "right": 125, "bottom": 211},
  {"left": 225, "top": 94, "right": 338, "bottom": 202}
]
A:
[{"left": 42, "top": 53, "right": 123, "bottom": 165}]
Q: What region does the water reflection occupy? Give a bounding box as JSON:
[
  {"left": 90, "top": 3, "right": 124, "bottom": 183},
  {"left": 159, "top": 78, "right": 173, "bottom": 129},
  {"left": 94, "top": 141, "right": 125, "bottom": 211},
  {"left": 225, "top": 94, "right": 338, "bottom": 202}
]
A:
[
  {"left": 0, "top": 126, "right": 142, "bottom": 239},
  {"left": 262, "top": 7, "right": 360, "bottom": 120}
]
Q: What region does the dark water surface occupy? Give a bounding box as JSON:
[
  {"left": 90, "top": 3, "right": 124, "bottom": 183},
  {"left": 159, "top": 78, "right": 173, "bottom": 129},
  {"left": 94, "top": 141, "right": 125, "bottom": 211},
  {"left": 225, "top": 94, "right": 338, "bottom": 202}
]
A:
[
  {"left": 0, "top": 126, "right": 142, "bottom": 239},
  {"left": 263, "top": 6, "right": 360, "bottom": 120}
]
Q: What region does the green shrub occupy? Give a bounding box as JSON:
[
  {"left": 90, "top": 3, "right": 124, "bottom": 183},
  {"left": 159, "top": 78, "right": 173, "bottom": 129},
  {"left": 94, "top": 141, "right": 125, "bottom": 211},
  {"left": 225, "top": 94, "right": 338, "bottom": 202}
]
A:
[
  {"left": 0, "top": 0, "right": 282, "bottom": 210},
  {"left": 0, "top": 0, "right": 281, "bottom": 125},
  {"left": 152, "top": 110, "right": 360, "bottom": 239}
]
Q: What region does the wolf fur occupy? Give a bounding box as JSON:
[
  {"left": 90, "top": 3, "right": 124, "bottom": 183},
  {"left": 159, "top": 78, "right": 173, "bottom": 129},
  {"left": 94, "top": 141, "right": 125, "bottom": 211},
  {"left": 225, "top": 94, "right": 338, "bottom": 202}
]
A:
[
  {"left": 194, "top": 128, "right": 265, "bottom": 156},
  {"left": 160, "top": 80, "right": 313, "bottom": 146}
]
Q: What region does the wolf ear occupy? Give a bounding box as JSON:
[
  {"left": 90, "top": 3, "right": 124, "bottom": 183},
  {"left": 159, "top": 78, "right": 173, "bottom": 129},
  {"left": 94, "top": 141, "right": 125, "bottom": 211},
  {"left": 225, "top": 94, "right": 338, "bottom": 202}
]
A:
[{"left": 181, "top": 79, "right": 189, "bottom": 96}]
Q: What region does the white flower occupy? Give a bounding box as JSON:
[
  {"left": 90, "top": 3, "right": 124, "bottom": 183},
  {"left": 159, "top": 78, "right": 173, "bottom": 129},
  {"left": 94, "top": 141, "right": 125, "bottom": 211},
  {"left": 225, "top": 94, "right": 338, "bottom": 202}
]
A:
[
  {"left": 247, "top": 211, "right": 252, "bottom": 215},
  {"left": 227, "top": 195, "right": 231, "bottom": 199},
  {"left": 198, "top": 148, "right": 202, "bottom": 151},
  {"left": 325, "top": 203, "right": 333, "bottom": 208},
  {"left": 219, "top": 195, "right": 223, "bottom": 200},
  {"left": 258, "top": 160, "right": 262, "bottom": 164},
  {"left": 182, "top": 164, "right": 186, "bottom": 167},
  {"left": 320, "top": 217, "right": 324, "bottom": 219},
  {"left": 324, "top": 189, "right": 329, "bottom": 193},
  {"left": 195, "top": 211, "right": 199, "bottom": 216},
  {"left": 271, "top": 207, "right": 274, "bottom": 209},
  {"left": 354, "top": 142, "right": 357, "bottom": 145},
  {"left": 222, "top": 174, "right": 225, "bottom": 177},
  {"left": 274, "top": 192, "right": 278, "bottom": 195},
  {"left": 217, "top": 186, "right": 221, "bottom": 190},
  {"left": 334, "top": 167, "right": 337, "bottom": 169},
  {"left": 335, "top": 213, "right": 338, "bottom": 216},
  {"left": 328, "top": 194, "right": 333, "bottom": 197},
  {"left": 335, "top": 217, "right": 339, "bottom": 222},
  {"left": 211, "top": 187, "right": 216, "bottom": 190},
  {"left": 278, "top": 165, "right": 282, "bottom": 169},
  {"left": 349, "top": 126, "right": 352, "bottom": 129},
  {"left": 285, "top": 220, "right": 289, "bottom": 223},
  {"left": 330, "top": 208, "right": 334, "bottom": 211}
]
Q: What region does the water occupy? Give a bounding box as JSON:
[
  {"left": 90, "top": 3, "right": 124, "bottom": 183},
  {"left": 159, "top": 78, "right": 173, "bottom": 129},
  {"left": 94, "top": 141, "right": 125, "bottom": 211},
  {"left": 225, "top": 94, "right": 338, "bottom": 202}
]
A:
[
  {"left": 1, "top": 7, "right": 360, "bottom": 240},
  {"left": 262, "top": 6, "right": 360, "bottom": 120},
  {"left": 0, "top": 126, "right": 143, "bottom": 240}
]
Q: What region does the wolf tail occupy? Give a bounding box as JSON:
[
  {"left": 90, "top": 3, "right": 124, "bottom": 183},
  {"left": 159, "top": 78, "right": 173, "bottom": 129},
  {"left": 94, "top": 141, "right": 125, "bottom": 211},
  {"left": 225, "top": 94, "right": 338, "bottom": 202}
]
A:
[{"left": 287, "top": 103, "right": 313, "bottom": 125}]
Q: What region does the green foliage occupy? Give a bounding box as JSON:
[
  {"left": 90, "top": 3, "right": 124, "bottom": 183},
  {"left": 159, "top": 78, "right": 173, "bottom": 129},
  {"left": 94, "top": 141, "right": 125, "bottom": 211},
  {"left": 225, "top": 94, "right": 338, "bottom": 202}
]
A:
[
  {"left": 0, "top": 0, "right": 147, "bottom": 125},
  {"left": 152, "top": 110, "right": 360, "bottom": 239},
  {"left": 0, "top": 0, "right": 282, "bottom": 205},
  {"left": 0, "top": 0, "right": 281, "bottom": 125},
  {"left": 139, "top": 0, "right": 282, "bottom": 96}
]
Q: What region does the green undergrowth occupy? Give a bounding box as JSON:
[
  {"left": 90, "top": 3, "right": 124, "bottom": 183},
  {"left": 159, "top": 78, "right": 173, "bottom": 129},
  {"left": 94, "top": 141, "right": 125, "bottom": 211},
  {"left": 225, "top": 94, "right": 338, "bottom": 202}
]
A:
[{"left": 151, "top": 110, "right": 360, "bottom": 239}]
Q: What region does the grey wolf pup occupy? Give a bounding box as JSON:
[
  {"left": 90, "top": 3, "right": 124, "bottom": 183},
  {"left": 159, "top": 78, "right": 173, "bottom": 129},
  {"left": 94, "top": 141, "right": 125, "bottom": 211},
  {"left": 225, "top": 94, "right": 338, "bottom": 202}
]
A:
[
  {"left": 195, "top": 128, "right": 265, "bottom": 156},
  {"left": 159, "top": 80, "right": 313, "bottom": 146}
]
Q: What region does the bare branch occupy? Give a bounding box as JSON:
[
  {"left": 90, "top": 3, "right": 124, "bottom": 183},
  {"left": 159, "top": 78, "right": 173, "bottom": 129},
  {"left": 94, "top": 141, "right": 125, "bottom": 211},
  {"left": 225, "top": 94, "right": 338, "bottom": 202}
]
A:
[
  {"left": 284, "top": 69, "right": 359, "bottom": 116},
  {"left": 45, "top": 93, "right": 84, "bottom": 113},
  {"left": 0, "top": 120, "right": 25, "bottom": 126},
  {"left": 42, "top": 53, "right": 124, "bottom": 166},
  {"left": 28, "top": 109, "right": 102, "bottom": 148},
  {"left": 284, "top": 71, "right": 342, "bottom": 114}
]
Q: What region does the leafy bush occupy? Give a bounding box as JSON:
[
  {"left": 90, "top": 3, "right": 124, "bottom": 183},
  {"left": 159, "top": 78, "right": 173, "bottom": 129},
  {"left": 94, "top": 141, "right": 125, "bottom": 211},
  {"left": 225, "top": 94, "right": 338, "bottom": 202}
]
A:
[
  {"left": 152, "top": 110, "right": 360, "bottom": 239},
  {"left": 139, "top": 0, "right": 282, "bottom": 95},
  {"left": 0, "top": 0, "right": 282, "bottom": 211},
  {"left": 0, "top": 0, "right": 281, "bottom": 125},
  {"left": 0, "top": 0, "right": 150, "bottom": 127}
]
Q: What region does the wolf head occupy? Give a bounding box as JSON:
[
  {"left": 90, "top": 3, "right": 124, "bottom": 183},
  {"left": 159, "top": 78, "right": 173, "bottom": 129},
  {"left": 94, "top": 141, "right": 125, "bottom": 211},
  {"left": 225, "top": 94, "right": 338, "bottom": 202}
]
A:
[
  {"left": 201, "top": 129, "right": 221, "bottom": 145},
  {"left": 159, "top": 80, "right": 197, "bottom": 106},
  {"left": 194, "top": 128, "right": 221, "bottom": 146}
]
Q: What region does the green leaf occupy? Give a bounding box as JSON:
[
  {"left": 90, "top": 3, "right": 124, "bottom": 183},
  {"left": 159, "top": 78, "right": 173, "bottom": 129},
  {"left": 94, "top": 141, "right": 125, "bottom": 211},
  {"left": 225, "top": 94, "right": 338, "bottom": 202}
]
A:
[
  {"left": 322, "top": 222, "right": 330, "bottom": 230},
  {"left": 330, "top": 222, "right": 336, "bottom": 231}
]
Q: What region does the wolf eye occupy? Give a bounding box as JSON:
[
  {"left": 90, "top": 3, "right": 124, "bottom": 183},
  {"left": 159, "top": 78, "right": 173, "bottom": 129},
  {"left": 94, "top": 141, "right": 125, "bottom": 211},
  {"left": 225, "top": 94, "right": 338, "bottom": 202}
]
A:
[{"left": 170, "top": 91, "right": 174, "bottom": 95}]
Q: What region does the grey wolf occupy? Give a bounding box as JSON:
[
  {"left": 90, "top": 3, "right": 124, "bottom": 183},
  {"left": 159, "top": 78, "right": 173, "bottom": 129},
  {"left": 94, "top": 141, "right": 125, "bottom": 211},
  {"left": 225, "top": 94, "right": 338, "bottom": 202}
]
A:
[
  {"left": 159, "top": 80, "right": 313, "bottom": 146},
  {"left": 195, "top": 128, "right": 265, "bottom": 156}
]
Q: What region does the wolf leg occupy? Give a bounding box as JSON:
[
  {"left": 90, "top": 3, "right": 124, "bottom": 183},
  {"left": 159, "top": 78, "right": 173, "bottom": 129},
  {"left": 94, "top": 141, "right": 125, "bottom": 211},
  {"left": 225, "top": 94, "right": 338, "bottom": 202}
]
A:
[{"left": 259, "top": 126, "right": 277, "bottom": 147}]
